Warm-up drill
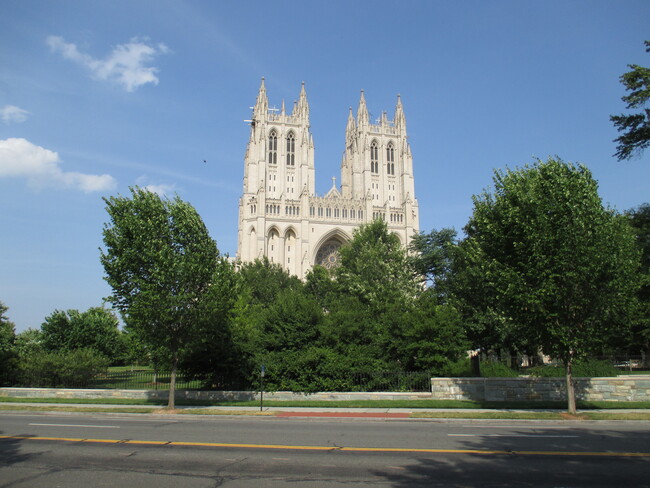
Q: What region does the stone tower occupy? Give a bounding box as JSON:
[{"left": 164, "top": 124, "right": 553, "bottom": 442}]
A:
[{"left": 237, "top": 79, "right": 419, "bottom": 278}]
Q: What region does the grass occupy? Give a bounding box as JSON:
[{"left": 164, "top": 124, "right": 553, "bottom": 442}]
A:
[
  {"left": 2, "top": 404, "right": 649, "bottom": 420},
  {"left": 0, "top": 396, "right": 165, "bottom": 405},
  {"left": 2, "top": 396, "right": 649, "bottom": 410},
  {"left": 0, "top": 405, "right": 159, "bottom": 414}
]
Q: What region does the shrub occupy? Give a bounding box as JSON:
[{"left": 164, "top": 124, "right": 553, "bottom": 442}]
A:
[
  {"left": 18, "top": 348, "right": 109, "bottom": 387},
  {"left": 527, "top": 359, "right": 619, "bottom": 378},
  {"left": 439, "top": 358, "right": 475, "bottom": 377},
  {"left": 480, "top": 361, "right": 519, "bottom": 377}
]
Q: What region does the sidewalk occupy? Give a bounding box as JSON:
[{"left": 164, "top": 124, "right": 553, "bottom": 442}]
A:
[{"left": 1, "top": 402, "right": 646, "bottom": 418}]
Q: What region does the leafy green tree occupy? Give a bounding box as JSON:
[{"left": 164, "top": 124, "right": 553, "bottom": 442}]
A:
[
  {"left": 14, "top": 328, "right": 43, "bottom": 358},
  {"left": 0, "top": 302, "right": 18, "bottom": 385},
  {"left": 625, "top": 203, "right": 650, "bottom": 359},
  {"left": 409, "top": 228, "right": 458, "bottom": 291},
  {"left": 335, "top": 220, "right": 419, "bottom": 311},
  {"left": 179, "top": 258, "right": 249, "bottom": 388},
  {"left": 40, "top": 307, "right": 123, "bottom": 362},
  {"left": 390, "top": 292, "right": 468, "bottom": 372},
  {"left": 611, "top": 40, "right": 650, "bottom": 161},
  {"left": 456, "top": 158, "right": 640, "bottom": 413},
  {"left": 101, "top": 187, "right": 219, "bottom": 409}
]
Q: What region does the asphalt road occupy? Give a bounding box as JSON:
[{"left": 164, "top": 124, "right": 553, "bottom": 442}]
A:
[{"left": 1, "top": 412, "right": 649, "bottom": 487}]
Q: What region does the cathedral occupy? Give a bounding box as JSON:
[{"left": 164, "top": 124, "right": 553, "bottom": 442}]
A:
[{"left": 237, "top": 79, "right": 419, "bottom": 278}]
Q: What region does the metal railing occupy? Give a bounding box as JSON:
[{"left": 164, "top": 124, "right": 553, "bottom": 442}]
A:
[{"left": 12, "top": 369, "right": 434, "bottom": 392}]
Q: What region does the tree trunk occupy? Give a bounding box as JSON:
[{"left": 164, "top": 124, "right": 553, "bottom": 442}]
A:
[
  {"left": 168, "top": 353, "right": 177, "bottom": 410},
  {"left": 566, "top": 357, "right": 576, "bottom": 415},
  {"left": 471, "top": 353, "right": 481, "bottom": 377}
]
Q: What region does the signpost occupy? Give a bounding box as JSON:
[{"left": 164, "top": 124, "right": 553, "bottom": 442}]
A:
[{"left": 260, "top": 364, "right": 265, "bottom": 412}]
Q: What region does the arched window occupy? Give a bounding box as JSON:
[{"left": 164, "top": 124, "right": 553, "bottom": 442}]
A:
[
  {"left": 370, "top": 140, "right": 379, "bottom": 173},
  {"left": 286, "top": 132, "right": 295, "bottom": 166},
  {"left": 386, "top": 142, "right": 395, "bottom": 175},
  {"left": 268, "top": 130, "right": 278, "bottom": 165}
]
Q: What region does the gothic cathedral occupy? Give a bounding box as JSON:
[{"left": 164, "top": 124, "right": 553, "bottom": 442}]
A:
[{"left": 237, "top": 79, "right": 419, "bottom": 278}]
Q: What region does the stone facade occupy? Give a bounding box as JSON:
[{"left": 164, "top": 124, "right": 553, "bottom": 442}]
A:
[
  {"left": 237, "top": 79, "right": 419, "bottom": 278},
  {"left": 430, "top": 377, "right": 650, "bottom": 402}
]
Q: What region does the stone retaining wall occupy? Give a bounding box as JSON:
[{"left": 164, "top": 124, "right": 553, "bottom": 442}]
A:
[
  {"left": 0, "top": 387, "right": 430, "bottom": 402},
  {"left": 430, "top": 376, "right": 650, "bottom": 402},
  {"left": 3, "top": 377, "right": 648, "bottom": 403}
]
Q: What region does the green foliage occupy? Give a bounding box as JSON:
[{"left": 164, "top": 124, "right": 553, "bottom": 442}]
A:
[
  {"left": 611, "top": 41, "right": 650, "bottom": 161},
  {"left": 40, "top": 307, "right": 124, "bottom": 362},
  {"left": 101, "top": 187, "right": 221, "bottom": 408},
  {"left": 439, "top": 358, "right": 475, "bottom": 377},
  {"left": 13, "top": 328, "right": 43, "bottom": 358},
  {"left": 456, "top": 158, "right": 640, "bottom": 361},
  {"left": 409, "top": 227, "right": 458, "bottom": 290},
  {"left": 528, "top": 360, "right": 619, "bottom": 378},
  {"left": 453, "top": 158, "right": 641, "bottom": 412},
  {"left": 480, "top": 361, "right": 519, "bottom": 378},
  {"left": 625, "top": 203, "right": 650, "bottom": 354},
  {"left": 390, "top": 292, "right": 468, "bottom": 372},
  {"left": 180, "top": 259, "right": 252, "bottom": 388},
  {"left": 18, "top": 348, "right": 110, "bottom": 388},
  {"left": 335, "top": 220, "right": 419, "bottom": 310},
  {"left": 0, "top": 302, "right": 18, "bottom": 386}
]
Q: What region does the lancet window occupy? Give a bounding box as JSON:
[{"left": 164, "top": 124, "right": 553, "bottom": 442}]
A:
[
  {"left": 370, "top": 140, "right": 379, "bottom": 173},
  {"left": 386, "top": 142, "right": 395, "bottom": 175},
  {"left": 286, "top": 131, "right": 295, "bottom": 166},
  {"left": 268, "top": 129, "right": 278, "bottom": 165}
]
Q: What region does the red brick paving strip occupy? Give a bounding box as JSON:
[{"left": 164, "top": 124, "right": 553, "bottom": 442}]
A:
[{"left": 276, "top": 411, "right": 410, "bottom": 418}]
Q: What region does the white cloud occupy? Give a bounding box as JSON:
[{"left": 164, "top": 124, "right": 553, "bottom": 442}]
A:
[
  {"left": 135, "top": 175, "right": 176, "bottom": 196},
  {"left": 46, "top": 35, "right": 169, "bottom": 92},
  {"left": 0, "top": 138, "right": 117, "bottom": 193},
  {"left": 1, "top": 105, "right": 30, "bottom": 124}
]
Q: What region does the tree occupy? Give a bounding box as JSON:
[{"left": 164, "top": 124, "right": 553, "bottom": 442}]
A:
[
  {"left": 409, "top": 227, "right": 458, "bottom": 291},
  {"left": 457, "top": 158, "right": 640, "bottom": 413},
  {"left": 625, "top": 203, "right": 650, "bottom": 359},
  {"left": 611, "top": 41, "right": 650, "bottom": 161},
  {"left": 14, "top": 328, "right": 43, "bottom": 359},
  {"left": 334, "top": 219, "right": 419, "bottom": 310},
  {"left": 0, "top": 301, "right": 18, "bottom": 385},
  {"left": 101, "top": 187, "right": 219, "bottom": 409},
  {"left": 179, "top": 258, "right": 249, "bottom": 389},
  {"left": 40, "top": 307, "right": 123, "bottom": 362}
]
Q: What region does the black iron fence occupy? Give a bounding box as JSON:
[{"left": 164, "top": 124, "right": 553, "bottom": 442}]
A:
[
  {"left": 12, "top": 369, "right": 434, "bottom": 392},
  {"left": 9, "top": 356, "right": 648, "bottom": 391}
]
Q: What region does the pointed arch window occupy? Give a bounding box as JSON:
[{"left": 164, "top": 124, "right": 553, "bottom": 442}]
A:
[
  {"left": 286, "top": 131, "right": 295, "bottom": 166},
  {"left": 386, "top": 142, "right": 395, "bottom": 175},
  {"left": 370, "top": 140, "right": 379, "bottom": 173},
  {"left": 268, "top": 130, "right": 278, "bottom": 165}
]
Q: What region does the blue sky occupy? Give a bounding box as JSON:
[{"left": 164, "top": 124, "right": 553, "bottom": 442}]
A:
[{"left": 1, "top": 0, "right": 649, "bottom": 332}]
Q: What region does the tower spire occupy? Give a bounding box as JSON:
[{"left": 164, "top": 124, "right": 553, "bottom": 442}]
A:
[
  {"left": 346, "top": 106, "right": 356, "bottom": 142},
  {"left": 395, "top": 93, "right": 406, "bottom": 129},
  {"left": 295, "top": 81, "right": 310, "bottom": 119},
  {"left": 357, "top": 89, "right": 369, "bottom": 127},
  {"left": 253, "top": 77, "right": 268, "bottom": 117}
]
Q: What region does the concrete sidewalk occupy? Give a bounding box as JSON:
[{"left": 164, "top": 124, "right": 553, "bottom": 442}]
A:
[{"left": 1, "top": 402, "right": 646, "bottom": 418}]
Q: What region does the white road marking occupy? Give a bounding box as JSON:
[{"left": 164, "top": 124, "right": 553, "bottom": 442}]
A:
[
  {"left": 449, "top": 433, "right": 579, "bottom": 438},
  {"left": 29, "top": 423, "right": 120, "bottom": 429},
  {"left": 458, "top": 425, "right": 572, "bottom": 429}
]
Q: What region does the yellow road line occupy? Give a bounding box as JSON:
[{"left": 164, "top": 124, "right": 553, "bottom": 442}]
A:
[{"left": 1, "top": 435, "right": 648, "bottom": 457}]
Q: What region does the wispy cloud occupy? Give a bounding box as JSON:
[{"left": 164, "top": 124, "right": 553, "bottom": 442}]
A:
[
  {"left": 135, "top": 175, "right": 177, "bottom": 197},
  {"left": 1, "top": 105, "right": 30, "bottom": 124},
  {"left": 46, "top": 35, "right": 170, "bottom": 92},
  {"left": 0, "top": 138, "right": 117, "bottom": 193}
]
